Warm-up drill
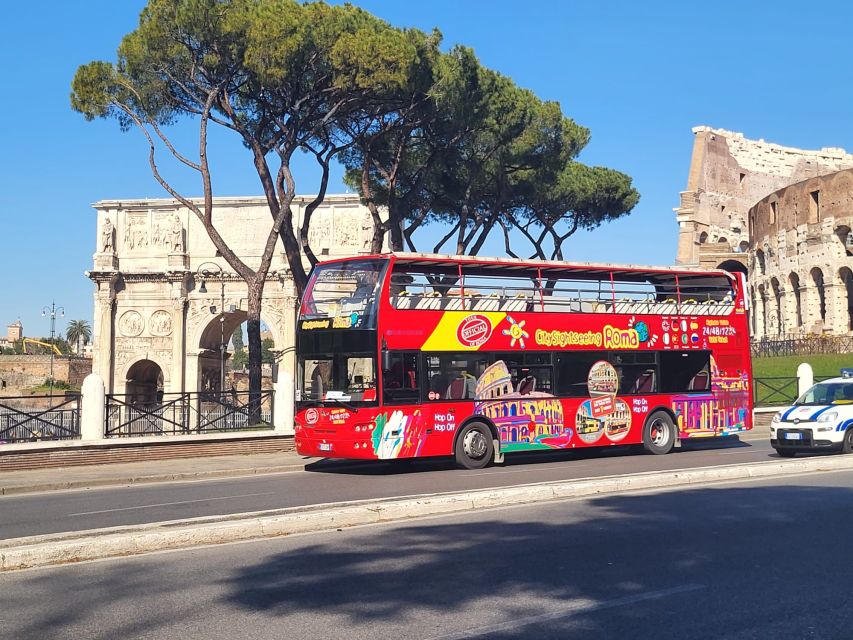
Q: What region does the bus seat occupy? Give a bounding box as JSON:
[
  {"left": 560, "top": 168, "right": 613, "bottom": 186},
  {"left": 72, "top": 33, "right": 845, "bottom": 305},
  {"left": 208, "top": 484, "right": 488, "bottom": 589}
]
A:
[
  {"left": 517, "top": 376, "right": 536, "bottom": 395},
  {"left": 631, "top": 369, "right": 655, "bottom": 394},
  {"left": 688, "top": 370, "right": 710, "bottom": 391},
  {"left": 501, "top": 294, "right": 529, "bottom": 312},
  {"left": 393, "top": 291, "right": 414, "bottom": 309},
  {"left": 416, "top": 292, "right": 442, "bottom": 310},
  {"left": 446, "top": 377, "right": 467, "bottom": 400},
  {"left": 475, "top": 294, "right": 501, "bottom": 311}
]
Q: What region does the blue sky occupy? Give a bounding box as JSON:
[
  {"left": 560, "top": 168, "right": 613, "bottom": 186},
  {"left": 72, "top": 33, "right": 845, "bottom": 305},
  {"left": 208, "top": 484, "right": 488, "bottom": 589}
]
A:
[{"left": 2, "top": 0, "right": 852, "bottom": 338}]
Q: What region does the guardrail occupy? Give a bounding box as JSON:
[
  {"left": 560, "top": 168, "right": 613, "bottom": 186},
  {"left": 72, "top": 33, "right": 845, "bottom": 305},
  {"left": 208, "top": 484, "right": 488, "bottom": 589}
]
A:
[
  {"left": 0, "top": 395, "right": 81, "bottom": 443},
  {"left": 753, "top": 376, "right": 831, "bottom": 406},
  {"left": 751, "top": 335, "right": 853, "bottom": 358},
  {"left": 104, "top": 390, "right": 274, "bottom": 437}
]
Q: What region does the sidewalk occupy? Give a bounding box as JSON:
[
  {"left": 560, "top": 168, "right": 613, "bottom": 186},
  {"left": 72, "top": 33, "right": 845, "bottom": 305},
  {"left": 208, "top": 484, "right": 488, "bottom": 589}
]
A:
[{"left": 0, "top": 451, "right": 316, "bottom": 496}]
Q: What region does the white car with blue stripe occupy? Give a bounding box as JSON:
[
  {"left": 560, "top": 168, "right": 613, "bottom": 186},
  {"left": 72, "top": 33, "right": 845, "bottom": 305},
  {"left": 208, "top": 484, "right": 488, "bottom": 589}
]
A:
[{"left": 771, "top": 370, "right": 853, "bottom": 457}]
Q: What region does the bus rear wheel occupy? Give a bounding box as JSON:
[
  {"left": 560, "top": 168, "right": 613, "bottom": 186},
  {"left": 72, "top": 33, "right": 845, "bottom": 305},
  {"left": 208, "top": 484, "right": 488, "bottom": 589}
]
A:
[
  {"left": 455, "top": 422, "right": 494, "bottom": 470},
  {"left": 642, "top": 411, "right": 676, "bottom": 455}
]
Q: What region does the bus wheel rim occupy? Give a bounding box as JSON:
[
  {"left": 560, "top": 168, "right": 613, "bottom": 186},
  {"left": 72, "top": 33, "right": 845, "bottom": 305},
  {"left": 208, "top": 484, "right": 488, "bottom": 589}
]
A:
[
  {"left": 464, "top": 429, "right": 488, "bottom": 459},
  {"left": 651, "top": 419, "right": 668, "bottom": 446}
]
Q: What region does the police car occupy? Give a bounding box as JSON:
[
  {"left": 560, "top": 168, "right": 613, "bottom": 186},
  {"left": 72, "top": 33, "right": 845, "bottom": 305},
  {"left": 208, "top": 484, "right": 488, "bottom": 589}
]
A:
[{"left": 770, "top": 369, "right": 853, "bottom": 457}]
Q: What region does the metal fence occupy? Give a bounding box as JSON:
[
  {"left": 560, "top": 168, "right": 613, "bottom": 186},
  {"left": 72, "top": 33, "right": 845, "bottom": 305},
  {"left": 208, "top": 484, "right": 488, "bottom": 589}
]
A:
[
  {"left": 105, "top": 390, "right": 274, "bottom": 437},
  {"left": 0, "top": 395, "right": 81, "bottom": 443},
  {"left": 753, "top": 376, "right": 831, "bottom": 406},
  {"left": 751, "top": 335, "right": 853, "bottom": 358}
]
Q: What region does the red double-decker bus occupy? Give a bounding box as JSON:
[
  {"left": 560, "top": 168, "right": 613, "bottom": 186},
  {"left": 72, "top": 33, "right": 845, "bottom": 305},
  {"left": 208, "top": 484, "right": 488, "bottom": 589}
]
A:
[{"left": 294, "top": 253, "right": 752, "bottom": 469}]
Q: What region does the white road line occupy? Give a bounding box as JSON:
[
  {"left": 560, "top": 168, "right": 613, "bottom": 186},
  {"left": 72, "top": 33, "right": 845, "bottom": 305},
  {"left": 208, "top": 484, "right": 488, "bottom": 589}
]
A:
[
  {"left": 67, "top": 492, "right": 277, "bottom": 516},
  {"left": 423, "top": 584, "right": 706, "bottom": 640}
]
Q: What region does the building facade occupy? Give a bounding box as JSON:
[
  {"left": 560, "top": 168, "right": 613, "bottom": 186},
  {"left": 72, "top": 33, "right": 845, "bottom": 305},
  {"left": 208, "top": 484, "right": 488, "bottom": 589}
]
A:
[
  {"left": 749, "top": 169, "right": 853, "bottom": 337},
  {"left": 88, "top": 194, "right": 376, "bottom": 432},
  {"left": 675, "top": 126, "right": 853, "bottom": 339}
]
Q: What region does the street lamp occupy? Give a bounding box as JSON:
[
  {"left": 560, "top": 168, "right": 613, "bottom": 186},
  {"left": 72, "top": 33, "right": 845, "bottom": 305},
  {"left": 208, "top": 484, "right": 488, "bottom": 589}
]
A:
[
  {"left": 196, "top": 262, "right": 226, "bottom": 394},
  {"left": 41, "top": 301, "right": 65, "bottom": 396}
]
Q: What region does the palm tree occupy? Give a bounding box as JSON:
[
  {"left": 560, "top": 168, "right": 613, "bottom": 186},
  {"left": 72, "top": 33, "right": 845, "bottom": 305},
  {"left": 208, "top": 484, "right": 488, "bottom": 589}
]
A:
[{"left": 66, "top": 320, "right": 92, "bottom": 355}]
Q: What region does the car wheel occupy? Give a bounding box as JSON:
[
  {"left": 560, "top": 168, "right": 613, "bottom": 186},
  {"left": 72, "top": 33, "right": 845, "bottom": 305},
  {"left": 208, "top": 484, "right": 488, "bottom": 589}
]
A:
[
  {"left": 842, "top": 429, "right": 853, "bottom": 454},
  {"left": 642, "top": 411, "right": 676, "bottom": 455},
  {"left": 454, "top": 422, "right": 494, "bottom": 470},
  {"left": 775, "top": 448, "right": 796, "bottom": 458}
]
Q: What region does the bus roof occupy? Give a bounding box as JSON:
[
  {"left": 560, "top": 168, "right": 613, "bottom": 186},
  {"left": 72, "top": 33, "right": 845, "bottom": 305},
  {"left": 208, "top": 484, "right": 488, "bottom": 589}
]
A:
[{"left": 319, "top": 252, "right": 736, "bottom": 281}]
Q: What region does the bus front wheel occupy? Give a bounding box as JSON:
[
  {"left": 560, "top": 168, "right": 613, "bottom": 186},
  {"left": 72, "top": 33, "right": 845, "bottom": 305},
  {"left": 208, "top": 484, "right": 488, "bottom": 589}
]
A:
[
  {"left": 455, "top": 422, "right": 494, "bottom": 470},
  {"left": 642, "top": 411, "right": 676, "bottom": 455}
]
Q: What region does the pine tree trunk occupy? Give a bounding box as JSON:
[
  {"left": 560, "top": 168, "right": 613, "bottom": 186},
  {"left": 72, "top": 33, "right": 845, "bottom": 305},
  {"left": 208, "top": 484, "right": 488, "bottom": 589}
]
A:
[{"left": 246, "top": 285, "right": 263, "bottom": 425}]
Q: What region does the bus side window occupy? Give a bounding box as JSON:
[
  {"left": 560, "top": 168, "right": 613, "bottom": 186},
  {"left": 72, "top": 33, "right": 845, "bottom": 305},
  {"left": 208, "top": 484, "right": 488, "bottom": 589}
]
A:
[{"left": 382, "top": 351, "right": 420, "bottom": 404}]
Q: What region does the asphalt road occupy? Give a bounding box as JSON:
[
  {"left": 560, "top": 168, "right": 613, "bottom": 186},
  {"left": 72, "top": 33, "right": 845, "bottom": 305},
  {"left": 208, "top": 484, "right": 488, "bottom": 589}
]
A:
[
  {"left": 2, "top": 467, "right": 853, "bottom": 639},
  {"left": 0, "top": 435, "right": 798, "bottom": 540}
]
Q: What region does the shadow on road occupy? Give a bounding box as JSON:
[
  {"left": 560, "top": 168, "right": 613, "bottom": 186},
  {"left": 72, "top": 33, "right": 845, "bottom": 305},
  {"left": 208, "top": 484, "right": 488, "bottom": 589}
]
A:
[
  {"left": 4, "top": 483, "right": 853, "bottom": 639},
  {"left": 306, "top": 436, "right": 756, "bottom": 476}
]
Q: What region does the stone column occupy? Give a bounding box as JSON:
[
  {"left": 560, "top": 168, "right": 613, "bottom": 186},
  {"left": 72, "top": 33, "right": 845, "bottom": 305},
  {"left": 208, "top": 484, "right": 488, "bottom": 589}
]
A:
[
  {"left": 91, "top": 275, "right": 118, "bottom": 394},
  {"left": 274, "top": 294, "right": 297, "bottom": 435},
  {"left": 753, "top": 287, "right": 766, "bottom": 340},
  {"left": 823, "top": 282, "right": 848, "bottom": 335},
  {"left": 167, "top": 276, "right": 189, "bottom": 394}
]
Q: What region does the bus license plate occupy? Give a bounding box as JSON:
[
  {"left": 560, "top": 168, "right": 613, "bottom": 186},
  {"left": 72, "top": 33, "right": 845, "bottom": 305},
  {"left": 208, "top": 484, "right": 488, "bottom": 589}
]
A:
[
  {"left": 784, "top": 432, "right": 802, "bottom": 440},
  {"left": 319, "top": 443, "right": 333, "bottom": 451}
]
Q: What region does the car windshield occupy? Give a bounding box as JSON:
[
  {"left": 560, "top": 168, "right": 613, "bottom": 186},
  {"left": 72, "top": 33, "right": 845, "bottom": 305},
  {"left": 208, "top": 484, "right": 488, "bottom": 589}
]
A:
[{"left": 794, "top": 382, "right": 853, "bottom": 406}]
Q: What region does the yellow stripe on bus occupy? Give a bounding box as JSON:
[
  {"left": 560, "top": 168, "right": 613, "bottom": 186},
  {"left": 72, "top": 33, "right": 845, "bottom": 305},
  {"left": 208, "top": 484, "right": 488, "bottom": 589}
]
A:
[{"left": 421, "top": 311, "right": 507, "bottom": 351}]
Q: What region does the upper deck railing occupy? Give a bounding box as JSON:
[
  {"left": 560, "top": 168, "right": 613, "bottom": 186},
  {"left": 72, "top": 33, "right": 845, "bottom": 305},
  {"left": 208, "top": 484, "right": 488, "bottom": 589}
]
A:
[{"left": 388, "top": 258, "right": 736, "bottom": 317}]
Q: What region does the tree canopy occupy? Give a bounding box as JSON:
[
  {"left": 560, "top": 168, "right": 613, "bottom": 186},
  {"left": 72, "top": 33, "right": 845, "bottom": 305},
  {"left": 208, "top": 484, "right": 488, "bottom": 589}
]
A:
[{"left": 71, "top": 0, "right": 640, "bottom": 403}]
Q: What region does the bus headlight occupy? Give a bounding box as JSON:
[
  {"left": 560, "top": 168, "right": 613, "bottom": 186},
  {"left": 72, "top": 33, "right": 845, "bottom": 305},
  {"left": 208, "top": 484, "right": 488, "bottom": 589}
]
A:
[
  {"left": 771, "top": 412, "right": 782, "bottom": 424},
  {"left": 817, "top": 411, "right": 838, "bottom": 423}
]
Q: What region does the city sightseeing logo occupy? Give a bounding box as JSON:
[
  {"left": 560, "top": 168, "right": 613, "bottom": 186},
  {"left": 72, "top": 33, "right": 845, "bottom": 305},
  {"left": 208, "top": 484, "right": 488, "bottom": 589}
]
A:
[
  {"left": 502, "top": 316, "right": 529, "bottom": 348},
  {"left": 456, "top": 314, "right": 493, "bottom": 347}
]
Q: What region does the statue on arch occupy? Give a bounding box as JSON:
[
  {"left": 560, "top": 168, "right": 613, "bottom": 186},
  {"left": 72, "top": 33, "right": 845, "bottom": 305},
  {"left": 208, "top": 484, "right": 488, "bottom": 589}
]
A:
[
  {"left": 171, "top": 214, "right": 184, "bottom": 253},
  {"left": 101, "top": 218, "right": 114, "bottom": 253}
]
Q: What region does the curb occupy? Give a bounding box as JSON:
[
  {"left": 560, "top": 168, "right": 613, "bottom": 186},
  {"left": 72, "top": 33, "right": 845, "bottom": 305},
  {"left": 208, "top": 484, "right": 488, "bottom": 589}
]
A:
[
  {"left": 3, "top": 454, "right": 853, "bottom": 572},
  {"left": 0, "top": 463, "right": 309, "bottom": 496}
]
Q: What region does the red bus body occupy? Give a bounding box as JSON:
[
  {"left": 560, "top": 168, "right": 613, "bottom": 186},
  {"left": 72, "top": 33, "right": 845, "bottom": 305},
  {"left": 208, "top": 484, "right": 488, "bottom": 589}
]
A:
[{"left": 294, "top": 253, "right": 752, "bottom": 463}]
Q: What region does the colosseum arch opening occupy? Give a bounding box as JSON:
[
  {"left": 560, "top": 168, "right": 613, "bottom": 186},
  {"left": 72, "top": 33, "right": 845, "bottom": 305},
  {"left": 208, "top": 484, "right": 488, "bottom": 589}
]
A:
[
  {"left": 840, "top": 267, "right": 853, "bottom": 331},
  {"left": 789, "top": 272, "right": 803, "bottom": 330},
  {"left": 810, "top": 267, "right": 827, "bottom": 328}
]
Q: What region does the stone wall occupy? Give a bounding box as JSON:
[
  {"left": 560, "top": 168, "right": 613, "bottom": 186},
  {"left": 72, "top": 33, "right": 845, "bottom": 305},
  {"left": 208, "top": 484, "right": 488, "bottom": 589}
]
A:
[
  {"left": 749, "top": 169, "right": 853, "bottom": 337},
  {"left": 0, "top": 356, "right": 92, "bottom": 391},
  {"left": 676, "top": 126, "right": 853, "bottom": 269}
]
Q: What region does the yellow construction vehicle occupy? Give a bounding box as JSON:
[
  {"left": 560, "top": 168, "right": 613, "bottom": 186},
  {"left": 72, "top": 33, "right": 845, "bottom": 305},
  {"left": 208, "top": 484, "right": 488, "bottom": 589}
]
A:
[{"left": 22, "top": 338, "right": 62, "bottom": 356}]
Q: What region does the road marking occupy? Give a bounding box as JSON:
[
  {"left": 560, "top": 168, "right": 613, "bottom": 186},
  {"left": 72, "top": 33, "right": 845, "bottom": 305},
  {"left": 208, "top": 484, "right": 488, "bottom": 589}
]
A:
[
  {"left": 67, "top": 492, "right": 277, "bottom": 516},
  {"left": 423, "top": 584, "right": 706, "bottom": 640}
]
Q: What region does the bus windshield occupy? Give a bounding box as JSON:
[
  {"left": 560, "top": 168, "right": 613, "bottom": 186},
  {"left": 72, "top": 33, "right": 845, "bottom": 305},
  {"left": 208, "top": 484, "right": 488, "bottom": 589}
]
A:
[
  {"left": 298, "top": 353, "right": 378, "bottom": 405},
  {"left": 299, "top": 259, "right": 387, "bottom": 331}
]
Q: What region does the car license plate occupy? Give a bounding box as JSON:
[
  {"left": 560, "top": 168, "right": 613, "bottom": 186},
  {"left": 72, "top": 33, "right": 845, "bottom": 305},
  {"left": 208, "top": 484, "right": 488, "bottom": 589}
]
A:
[
  {"left": 784, "top": 432, "right": 802, "bottom": 440},
  {"left": 318, "top": 442, "right": 332, "bottom": 451}
]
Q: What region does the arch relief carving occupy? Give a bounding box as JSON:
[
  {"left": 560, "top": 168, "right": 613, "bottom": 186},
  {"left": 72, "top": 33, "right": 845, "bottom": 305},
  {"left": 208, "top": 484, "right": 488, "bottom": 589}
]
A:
[
  {"left": 149, "top": 310, "right": 173, "bottom": 336},
  {"left": 118, "top": 310, "right": 143, "bottom": 337}
]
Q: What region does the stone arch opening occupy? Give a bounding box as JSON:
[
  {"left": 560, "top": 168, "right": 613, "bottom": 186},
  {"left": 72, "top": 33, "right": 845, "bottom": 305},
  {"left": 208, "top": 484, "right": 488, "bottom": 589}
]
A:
[
  {"left": 810, "top": 267, "right": 826, "bottom": 325},
  {"left": 835, "top": 224, "right": 853, "bottom": 257},
  {"left": 717, "top": 259, "right": 747, "bottom": 275},
  {"left": 770, "top": 277, "right": 783, "bottom": 335},
  {"left": 125, "top": 359, "right": 164, "bottom": 405},
  {"left": 755, "top": 249, "right": 766, "bottom": 275},
  {"left": 195, "top": 309, "right": 283, "bottom": 394},
  {"left": 789, "top": 272, "right": 803, "bottom": 329},
  {"left": 840, "top": 267, "right": 853, "bottom": 331},
  {"left": 757, "top": 283, "right": 768, "bottom": 338}
]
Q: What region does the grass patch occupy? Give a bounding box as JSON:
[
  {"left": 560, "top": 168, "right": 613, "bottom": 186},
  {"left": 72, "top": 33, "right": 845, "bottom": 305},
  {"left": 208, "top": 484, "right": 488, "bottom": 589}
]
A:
[{"left": 753, "top": 353, "right": 853, "bottom": 379}]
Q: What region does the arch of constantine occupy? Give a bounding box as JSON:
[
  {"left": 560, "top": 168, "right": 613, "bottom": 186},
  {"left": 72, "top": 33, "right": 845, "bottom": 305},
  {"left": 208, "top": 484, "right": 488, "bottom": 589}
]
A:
[{"left": 88, "top": 194, "right": 374, "bottom": 433}]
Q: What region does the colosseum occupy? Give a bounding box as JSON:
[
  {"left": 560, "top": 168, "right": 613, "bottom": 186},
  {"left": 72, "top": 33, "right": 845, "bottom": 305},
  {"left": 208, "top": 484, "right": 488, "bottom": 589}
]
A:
[{"left": 675, "top": 126, "right": 853, "bottom": 340}]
